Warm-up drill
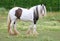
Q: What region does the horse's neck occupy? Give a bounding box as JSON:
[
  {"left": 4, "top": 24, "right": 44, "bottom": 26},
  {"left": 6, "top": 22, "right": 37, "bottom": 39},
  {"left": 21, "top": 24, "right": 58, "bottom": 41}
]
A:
[
  {"left": 29, "top": 6, "right": 36, "bottom": 13},
  {"left": 30, "top": 6, "right": 36, "bottom": 9}
]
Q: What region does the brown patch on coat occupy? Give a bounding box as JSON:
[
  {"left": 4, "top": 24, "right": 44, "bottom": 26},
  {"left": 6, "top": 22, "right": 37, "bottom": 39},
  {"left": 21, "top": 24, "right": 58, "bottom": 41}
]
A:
[{"left": 15, "top": 8, "right": 22, "bottom": 19}]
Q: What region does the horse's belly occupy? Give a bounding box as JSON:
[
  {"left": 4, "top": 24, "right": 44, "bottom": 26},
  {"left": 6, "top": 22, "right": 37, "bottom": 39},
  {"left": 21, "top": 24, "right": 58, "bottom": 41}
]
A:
[{"left": 20, "top": 13, "right": 33, "bottom": 21}]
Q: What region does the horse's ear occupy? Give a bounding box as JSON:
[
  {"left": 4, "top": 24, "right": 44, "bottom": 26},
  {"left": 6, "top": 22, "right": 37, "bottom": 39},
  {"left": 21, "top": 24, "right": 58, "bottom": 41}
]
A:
[
  {"left": 42, "top": 4, "right": 44, "bottom": 6},
  {"left": 42, "top": 4, "right": 45, "bottom": 9}
]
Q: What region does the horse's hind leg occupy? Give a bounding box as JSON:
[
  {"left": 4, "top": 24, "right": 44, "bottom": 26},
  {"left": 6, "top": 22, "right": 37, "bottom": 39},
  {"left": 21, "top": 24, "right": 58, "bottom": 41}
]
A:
[
  {"left": 13, "top": 20, "right": 19, "bottom": 35},
  {"left": 26, "top": 22, "right": 33, "bottom": 34},
  {"left": 9, "top": 20, "right": 15, "bottom": 35}
]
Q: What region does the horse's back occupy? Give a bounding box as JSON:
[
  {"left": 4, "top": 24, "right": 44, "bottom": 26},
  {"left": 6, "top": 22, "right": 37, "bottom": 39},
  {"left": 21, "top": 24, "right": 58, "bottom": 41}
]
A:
[{"left": 9, "top": 7, "right": 20, "bottom": 15}]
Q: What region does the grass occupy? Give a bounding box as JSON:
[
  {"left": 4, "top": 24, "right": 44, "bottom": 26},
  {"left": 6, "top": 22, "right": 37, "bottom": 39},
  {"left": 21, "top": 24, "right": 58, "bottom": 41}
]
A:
[{"left": 0, "top": 11, "right": 60, "bottom": 41}]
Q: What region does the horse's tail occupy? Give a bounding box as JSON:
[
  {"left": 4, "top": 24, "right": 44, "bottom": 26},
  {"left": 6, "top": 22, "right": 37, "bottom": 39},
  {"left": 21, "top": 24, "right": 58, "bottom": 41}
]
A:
[{"left": 7, "top": 14, "right": 11, "bottom": 32}]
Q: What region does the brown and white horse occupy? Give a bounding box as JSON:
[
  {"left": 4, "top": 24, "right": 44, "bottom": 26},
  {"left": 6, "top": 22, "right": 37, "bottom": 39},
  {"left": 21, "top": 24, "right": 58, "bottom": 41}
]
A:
[{"left": 7, "top": 4, "right": 46, "bottom": 35}]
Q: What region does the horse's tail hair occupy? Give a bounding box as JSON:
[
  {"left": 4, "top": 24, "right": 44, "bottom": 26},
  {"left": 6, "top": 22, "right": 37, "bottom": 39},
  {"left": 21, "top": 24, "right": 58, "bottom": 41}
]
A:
[{"left": 7, "top": 14, "right": 11, "bottom": 32}]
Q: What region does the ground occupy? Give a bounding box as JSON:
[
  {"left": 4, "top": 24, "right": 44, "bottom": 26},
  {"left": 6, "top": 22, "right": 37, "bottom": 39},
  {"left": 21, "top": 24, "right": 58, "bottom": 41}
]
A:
[{"left": 0, "top": 11, "right": 60, "bottom": 41}]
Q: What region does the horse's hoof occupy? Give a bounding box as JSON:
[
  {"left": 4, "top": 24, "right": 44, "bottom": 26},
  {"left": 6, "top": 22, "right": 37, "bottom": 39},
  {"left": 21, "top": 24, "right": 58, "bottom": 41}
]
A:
[
  {"left": 26, "top": 30, "right": 32, "bottom": 35},
  {"left": 33, "top": 32, "right": 39, "bottom": 36},
  {"left": 14, "top": 31, "right": 19, "bottom": 35},
  {"left": 9, "top": 31, "right": 14, "bottom": 35}
]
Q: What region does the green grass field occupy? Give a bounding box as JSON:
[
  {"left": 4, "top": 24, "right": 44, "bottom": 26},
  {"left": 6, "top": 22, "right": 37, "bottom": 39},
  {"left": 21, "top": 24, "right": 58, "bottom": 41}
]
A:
[{"left": 0, "top": 11, "right": 60, "bottom": 41}]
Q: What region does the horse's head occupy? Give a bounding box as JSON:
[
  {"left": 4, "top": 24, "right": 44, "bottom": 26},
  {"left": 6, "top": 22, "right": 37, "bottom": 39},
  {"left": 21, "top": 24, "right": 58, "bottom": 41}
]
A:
[{"left": 38, "top": 4, "right": 46, "bottom": 18}]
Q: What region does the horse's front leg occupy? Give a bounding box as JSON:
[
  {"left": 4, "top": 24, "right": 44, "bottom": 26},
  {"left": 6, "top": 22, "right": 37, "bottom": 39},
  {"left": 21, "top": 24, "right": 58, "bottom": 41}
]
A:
[
  {"left": 9, "top": 20, "right": 14, "bottom": 35},
  {"left": 33, "top": 24, "right": 38, "bottom": 35},
  {"left": 32, "top": 19, "right": 39, "bottom": 35}
]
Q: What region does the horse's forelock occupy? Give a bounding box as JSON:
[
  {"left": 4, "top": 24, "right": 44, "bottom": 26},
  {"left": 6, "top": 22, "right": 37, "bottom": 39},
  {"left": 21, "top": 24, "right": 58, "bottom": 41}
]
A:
[{"left": 41, "top": 4, "right": 46, "bottom": 16}]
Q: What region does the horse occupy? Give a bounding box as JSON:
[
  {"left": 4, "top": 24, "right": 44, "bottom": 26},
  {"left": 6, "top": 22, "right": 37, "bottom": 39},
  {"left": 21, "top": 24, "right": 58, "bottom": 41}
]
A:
[{"left": 7, "top": 4, "right": 46, "bottom": 35}]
